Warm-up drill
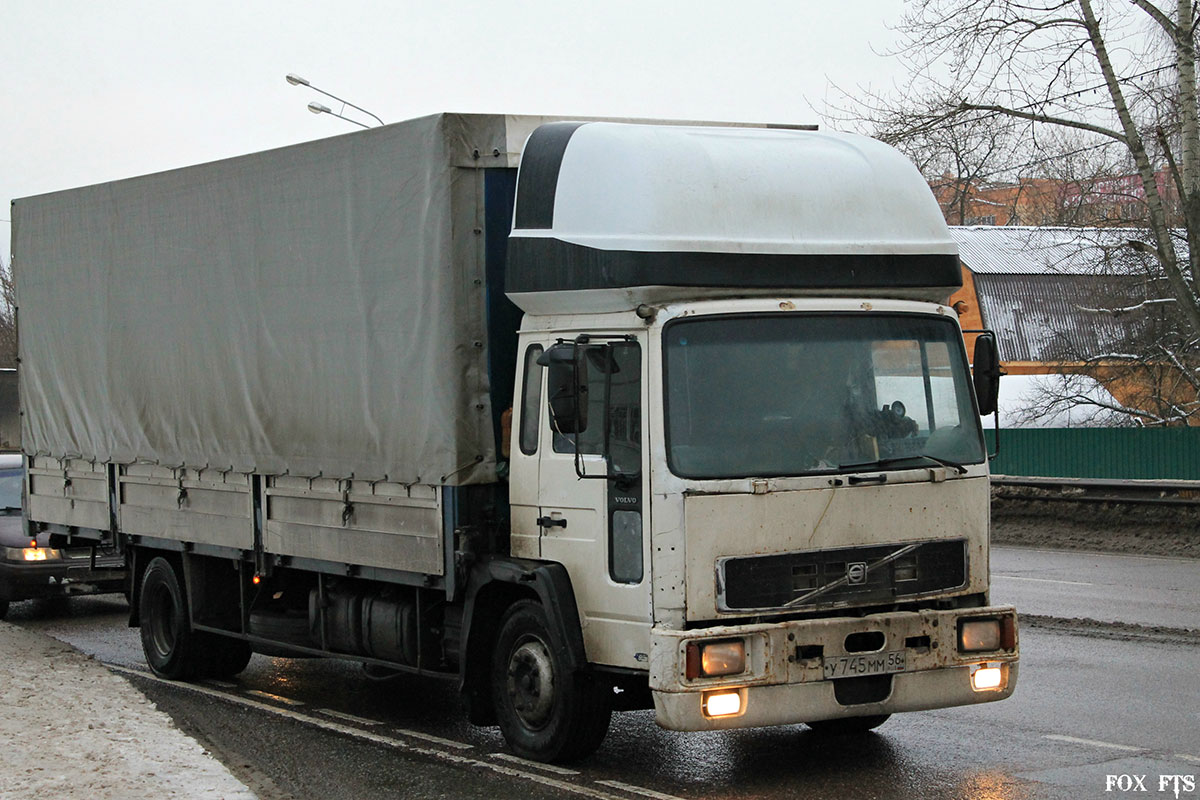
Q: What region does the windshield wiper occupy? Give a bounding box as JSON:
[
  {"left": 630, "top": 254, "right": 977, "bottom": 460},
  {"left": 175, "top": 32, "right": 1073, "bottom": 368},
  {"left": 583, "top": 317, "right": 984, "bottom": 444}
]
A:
[{"left": 838, "top": 454, "right": 968, "bottom": 475}]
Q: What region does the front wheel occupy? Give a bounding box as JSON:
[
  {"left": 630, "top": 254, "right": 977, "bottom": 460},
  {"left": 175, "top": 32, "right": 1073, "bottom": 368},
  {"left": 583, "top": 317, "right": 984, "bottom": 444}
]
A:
[{"left": 490, "top": 599, "right": 611, "bottom": 763}]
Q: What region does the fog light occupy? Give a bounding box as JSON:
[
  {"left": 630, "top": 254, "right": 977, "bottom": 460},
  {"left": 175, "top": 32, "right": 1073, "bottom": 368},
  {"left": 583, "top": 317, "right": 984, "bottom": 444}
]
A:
[
  {"left": 959, "top": 619, "right": 1002, "bottom": 652},
  {"left": 970, "top": 664, "right": 1004, "bottom": 691},
  {"left": 703, "top": 690, "right": 743, "bottom": 718}
]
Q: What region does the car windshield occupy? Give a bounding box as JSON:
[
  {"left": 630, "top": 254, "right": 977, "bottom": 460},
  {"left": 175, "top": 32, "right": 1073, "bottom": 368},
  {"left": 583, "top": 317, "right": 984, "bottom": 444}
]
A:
[
  {"left": 0, "top": 467, "right": 22, "bottom": 509},
  {"left": 664, "top": 313, "right": 986, "bottom": 479}
]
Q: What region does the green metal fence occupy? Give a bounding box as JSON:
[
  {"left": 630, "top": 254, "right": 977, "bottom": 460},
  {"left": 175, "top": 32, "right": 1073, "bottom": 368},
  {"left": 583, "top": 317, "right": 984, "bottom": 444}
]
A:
[{"left": 985, "top": 427, "right": 1200, "bottom": 480}]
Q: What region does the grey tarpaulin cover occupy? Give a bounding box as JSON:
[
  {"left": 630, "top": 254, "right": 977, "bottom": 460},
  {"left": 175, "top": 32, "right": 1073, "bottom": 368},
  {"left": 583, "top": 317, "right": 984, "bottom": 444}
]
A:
[{"left": 13, "top": 113, "right": 516, "bottom": 485}]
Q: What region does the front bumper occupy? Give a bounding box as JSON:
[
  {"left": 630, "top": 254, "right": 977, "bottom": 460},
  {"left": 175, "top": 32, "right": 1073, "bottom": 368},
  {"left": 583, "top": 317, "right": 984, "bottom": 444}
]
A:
[
  {"left": 0, "top": 554, "right": 126, "bottom": 602},
  {"left": 649, "top": 606, "right": 1018, "bottom": 731}
]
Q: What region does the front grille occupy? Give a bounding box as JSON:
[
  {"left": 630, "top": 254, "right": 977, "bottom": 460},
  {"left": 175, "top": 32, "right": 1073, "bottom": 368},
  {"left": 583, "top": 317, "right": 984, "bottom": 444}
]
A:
[{"left": 718, "top": 539, "right": 967, "bottom": 611}]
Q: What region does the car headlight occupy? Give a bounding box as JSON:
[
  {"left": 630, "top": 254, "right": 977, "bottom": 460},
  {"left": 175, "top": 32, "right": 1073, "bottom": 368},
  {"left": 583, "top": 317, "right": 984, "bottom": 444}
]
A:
[
  {"left": 959, "top": 619, "right": 1000, "bottom": 652},
  {"left": 4, "top": 546, "right": 63, "bottom": 562},
  {"left": 685, "top": 639, "right": 746, "bottom": 679},
  {"left": 959, "top": 616, "right": 1016, "bottom": 653}
]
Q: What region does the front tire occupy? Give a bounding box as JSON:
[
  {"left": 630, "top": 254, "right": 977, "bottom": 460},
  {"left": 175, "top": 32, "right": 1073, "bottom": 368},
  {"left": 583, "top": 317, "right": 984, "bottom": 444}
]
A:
[
  {"left": 490, "top": 599, "right": 611, "bottom": 763},
  {"left": 139, "top": 556, "right": 202, "bottom": 679}
]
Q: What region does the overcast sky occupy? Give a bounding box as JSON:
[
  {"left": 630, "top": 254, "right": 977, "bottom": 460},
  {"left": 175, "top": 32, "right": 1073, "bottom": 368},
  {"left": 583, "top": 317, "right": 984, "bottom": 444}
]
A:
[{"left": 3, "top": 1, "right": 907, "bottom": 253}]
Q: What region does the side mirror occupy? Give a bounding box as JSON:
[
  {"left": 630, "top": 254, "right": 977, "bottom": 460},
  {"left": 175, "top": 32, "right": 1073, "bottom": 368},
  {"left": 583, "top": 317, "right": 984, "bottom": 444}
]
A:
[
  {"left": 972, "top": 334, "right": 1002, "bottom": 416},
  {"left": 538, "top": 343, "right": 587, "bottom": 434}
]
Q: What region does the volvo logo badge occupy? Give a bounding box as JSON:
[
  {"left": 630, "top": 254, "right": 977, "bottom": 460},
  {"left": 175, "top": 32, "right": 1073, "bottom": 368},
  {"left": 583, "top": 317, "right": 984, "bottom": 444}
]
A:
[{"left": 847, "top": 562, "right": 868, "bottom": 585}]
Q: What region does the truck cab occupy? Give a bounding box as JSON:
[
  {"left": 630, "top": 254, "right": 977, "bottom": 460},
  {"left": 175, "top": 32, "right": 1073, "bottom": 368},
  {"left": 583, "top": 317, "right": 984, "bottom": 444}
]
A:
[{"left": 498, "top": 121, "right": 1016, "bottom": 743}]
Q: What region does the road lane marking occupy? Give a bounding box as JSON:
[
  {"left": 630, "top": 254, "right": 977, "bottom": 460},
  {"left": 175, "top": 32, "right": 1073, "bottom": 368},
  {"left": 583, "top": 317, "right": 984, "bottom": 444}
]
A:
[
  {"left": 994, "top": 546, "right": 1200, "bottom": 564},
  {"left": 108, "top": 664, "right": 630, "bottom": 800},
  {"left": 1177, "top": 754, "right": 1200, "bottom": 764},
  {"left": 202, "top": 679, "right": 238, "bottom": 689},
  {"left": 596, "top": 780, "right": 686, "bottom": 800},
  {"left": 993, "top": 575, "right": 1094, "bottom": 586},
  {"left": 1044, "top": 734, "right": 1145, "bottom": 752},
  {"left": 246, "top": 689, "right": 305, "bottom": 706},
  {"left": 317, "top": 709, "right": 383, "bottom": 726},
  {"left": 490, "top": 753, "right": 579, "bottom": 775},
  {"left": 393, "top": 727, "right": 474, "bottom": 750}
]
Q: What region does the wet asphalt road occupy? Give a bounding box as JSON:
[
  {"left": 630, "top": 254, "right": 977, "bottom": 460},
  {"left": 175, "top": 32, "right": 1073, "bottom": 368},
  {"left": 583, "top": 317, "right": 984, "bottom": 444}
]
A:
[
  {"left": 7, "top": 548, "right": 1200, "bottom": 800},
  {"left": 991, "top": 546, "right": 1200, "bottom": 629}
]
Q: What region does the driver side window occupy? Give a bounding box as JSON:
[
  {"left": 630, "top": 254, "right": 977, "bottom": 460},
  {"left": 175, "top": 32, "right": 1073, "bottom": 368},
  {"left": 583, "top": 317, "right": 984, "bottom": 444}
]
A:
[{"left": 551, "top": 343, "right": 642, "bottom": 469}]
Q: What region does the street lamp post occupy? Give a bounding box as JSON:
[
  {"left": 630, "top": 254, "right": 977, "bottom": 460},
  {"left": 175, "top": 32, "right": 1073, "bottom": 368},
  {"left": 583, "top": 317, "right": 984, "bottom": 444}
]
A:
[
  {"left": 307, "top": 101, "right": 369, "bottom": 129},
  {"left": 286, "top": 73, "right": 384, "bottom": 128}
]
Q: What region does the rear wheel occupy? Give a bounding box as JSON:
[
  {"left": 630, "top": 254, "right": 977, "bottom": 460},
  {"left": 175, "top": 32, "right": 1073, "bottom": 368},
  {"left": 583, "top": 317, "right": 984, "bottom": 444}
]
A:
[
  {"left": 807, "top": 714, "right": 891, "bottom": 734},
  {"left": 139, "top": 556, "right": 203, "bottom": 679},
  {"left": 0, "top": 598, "right": 8, "bottom": 619},
  {"left": 491, "top": 600, "right": 611, "bottom": 763},
  {"left": 197, "top": 634, "right": 253, "bottom": 678}
]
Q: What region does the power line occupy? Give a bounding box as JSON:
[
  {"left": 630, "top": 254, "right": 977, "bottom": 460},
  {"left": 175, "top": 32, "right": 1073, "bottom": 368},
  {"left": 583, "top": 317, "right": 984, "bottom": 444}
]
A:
[{"left": 1006, "top": 64, "right": 1177, "bottom": 113}]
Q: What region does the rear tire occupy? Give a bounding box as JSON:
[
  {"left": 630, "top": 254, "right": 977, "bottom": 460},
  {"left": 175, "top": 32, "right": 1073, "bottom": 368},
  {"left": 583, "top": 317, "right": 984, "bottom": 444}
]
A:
[
  {"left": 491, "top": 599, "right": 611, "bottom": 763},
  {"left": 197, "top": 634, "right": 253, "bottom": 678},
  {"left": 247, "top": 608, "right": 313, "bottom": 657},
  {"left": 0, "top": 598, "right": 8, "bottom": 619},
  {"left": 139, "top": 556, "right": 202, "bottom": 680},
  {"left": 807, "top": 714, "right": 891, "bottom": 734}
]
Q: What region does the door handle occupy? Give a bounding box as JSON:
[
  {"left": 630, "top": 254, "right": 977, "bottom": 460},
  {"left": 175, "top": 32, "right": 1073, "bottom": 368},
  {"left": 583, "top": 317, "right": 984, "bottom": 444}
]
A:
[
  {"left": 537, "top": 516, "right": 568, "bottom": 529},
  {"left": 848, "top": 474, "right": 888, "bottom": 485}
]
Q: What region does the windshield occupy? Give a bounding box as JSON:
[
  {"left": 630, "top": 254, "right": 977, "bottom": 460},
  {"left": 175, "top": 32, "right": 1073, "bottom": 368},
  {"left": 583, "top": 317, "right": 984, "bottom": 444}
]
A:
[{"left": 664, "top": 313, "right": 985, "bottom": 479}]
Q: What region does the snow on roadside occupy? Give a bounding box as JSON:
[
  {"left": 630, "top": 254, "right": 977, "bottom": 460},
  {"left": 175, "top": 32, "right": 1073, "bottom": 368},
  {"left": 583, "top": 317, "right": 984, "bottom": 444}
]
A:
[{"left": 0, "top": 621, "right": 256, "bottom": 799}]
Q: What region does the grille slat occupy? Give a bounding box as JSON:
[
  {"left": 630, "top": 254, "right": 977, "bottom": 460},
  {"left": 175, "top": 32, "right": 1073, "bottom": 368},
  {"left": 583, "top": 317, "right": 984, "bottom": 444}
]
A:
[{"left": 719, "top": 539, "right": 968, "bottom": 611}]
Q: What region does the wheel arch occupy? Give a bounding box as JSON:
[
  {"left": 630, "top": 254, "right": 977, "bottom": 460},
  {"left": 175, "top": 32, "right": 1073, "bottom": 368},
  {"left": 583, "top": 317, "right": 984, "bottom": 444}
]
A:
[
  {"left": 458, "top": 558, "right": 586, "bottom": 725},
  {"left": 128, "top": 546, "right": 185, "bottom": 628}
]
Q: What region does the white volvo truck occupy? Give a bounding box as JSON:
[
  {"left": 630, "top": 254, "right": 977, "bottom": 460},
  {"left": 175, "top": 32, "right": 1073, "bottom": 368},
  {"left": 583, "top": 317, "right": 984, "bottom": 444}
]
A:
[{"left": 12, "top": 113, "right": 1016, "bottom": 762}]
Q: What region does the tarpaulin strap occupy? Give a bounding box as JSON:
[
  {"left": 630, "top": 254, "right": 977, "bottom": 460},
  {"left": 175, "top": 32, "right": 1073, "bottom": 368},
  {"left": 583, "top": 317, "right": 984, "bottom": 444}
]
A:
[
  {"left": 440, "top": 455, "right": 484, "bottom": 484},
  {"left": 341, "top": 487, "right": 354, "bottom": 527}
]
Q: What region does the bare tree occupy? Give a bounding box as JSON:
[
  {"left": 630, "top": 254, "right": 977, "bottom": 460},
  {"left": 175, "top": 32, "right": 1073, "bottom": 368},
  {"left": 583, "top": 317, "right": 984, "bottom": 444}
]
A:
[
  {"left": 831, "top": 0, "right": 1200, "bottom": 424},
  {"left": 1030, "top": 229, "right": 1200, "bottom": 424},
  {"left": 0, "top": 257, "right": 14, "bottom": 370}
]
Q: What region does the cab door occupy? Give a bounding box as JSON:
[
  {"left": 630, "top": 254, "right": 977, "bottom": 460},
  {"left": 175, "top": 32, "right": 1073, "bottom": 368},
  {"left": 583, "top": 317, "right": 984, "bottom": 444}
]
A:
[
  {"left": 507, "top": 342, "right": 547, "bottom": 561},
  {"left": 535, "top": 336, "right": 650, "bottom": 670}
]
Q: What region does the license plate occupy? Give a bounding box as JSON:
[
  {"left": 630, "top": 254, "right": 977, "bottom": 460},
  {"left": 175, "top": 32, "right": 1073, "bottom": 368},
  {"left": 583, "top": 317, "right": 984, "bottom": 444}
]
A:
[{"left": 823, "top": 650, "right": 906, "bottom": 679}]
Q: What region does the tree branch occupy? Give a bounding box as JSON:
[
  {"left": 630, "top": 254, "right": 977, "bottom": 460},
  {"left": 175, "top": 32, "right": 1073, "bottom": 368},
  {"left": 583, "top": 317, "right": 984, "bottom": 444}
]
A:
[
  {"left": 1130, "top": 0, "right": 1181, "bottom": 36},
  {"left": 957, "top": 101, "right": 1127, "bottom": 141}
]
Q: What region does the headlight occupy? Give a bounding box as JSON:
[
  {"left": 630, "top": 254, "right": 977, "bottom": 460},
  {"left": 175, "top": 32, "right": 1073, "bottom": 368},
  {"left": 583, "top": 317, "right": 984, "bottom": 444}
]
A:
[
  {"left": 685, "top": 639, "right": 746, "bottom": 679},
  {"left": 959, "top": 619, "right": 1002, "bottom": 652},
  {"left": 4, "top": 546, "right": 63, "bottom": 562}
]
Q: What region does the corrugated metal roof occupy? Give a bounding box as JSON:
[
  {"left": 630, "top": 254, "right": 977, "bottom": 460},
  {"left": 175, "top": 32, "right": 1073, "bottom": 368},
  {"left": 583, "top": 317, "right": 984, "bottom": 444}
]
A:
[
  {"left": 948, "top": 226, "right": 1147, "bottom": 275},
  {"left": 974, "top": 273, "right": 1144, "bottom": 361}
]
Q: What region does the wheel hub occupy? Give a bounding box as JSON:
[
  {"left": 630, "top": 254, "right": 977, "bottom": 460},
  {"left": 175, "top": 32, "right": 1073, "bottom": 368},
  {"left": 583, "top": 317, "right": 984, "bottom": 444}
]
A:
[
  {"left": 506, "top": 638, "right": 555, "bottom": 729},
  {"left": 148, "top": 584, "right": 178, "bottom": 657}
]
